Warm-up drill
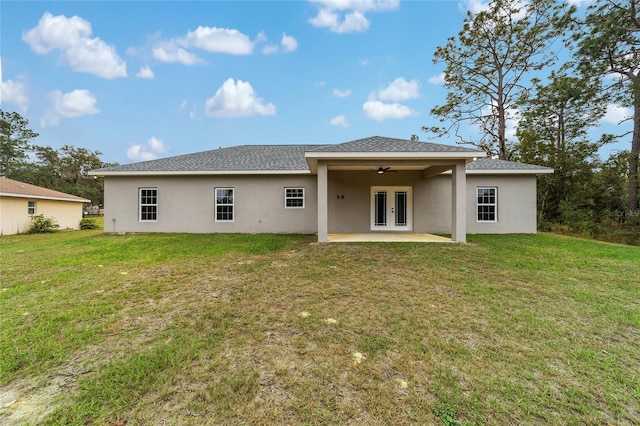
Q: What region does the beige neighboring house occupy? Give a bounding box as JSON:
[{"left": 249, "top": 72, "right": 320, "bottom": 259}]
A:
[
  {"left": 0, "top": 177, "right": 90, "bottom": 235},
  {"left": 90, "top": 136, "right": 553, "bottom": 243}
]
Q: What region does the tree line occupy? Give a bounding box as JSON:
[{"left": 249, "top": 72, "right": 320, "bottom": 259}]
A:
[
  {"left": 423, "top": 0, "right": 638, "bottom": 242},
  {"left": 0, "top": 109, "right": 116, "bottom": 206}
]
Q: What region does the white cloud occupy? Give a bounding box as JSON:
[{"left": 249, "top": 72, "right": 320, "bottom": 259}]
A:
[
  {"left": 183, "top": 26, "right": 254, "bottom": 55},
  {"left": 262, "top": 33, "right": 298, "bottom": 55},
  {"left": 154, "top": 27, "right": 296, "bottom": 61},
  {"left": 22, "top": 12, "right": 126, "bottom": 79},
  {"left": 362, "top": 77, "right": 420, "bottom": 121},
  {"left": 262, "top": 44, "right": 279, "bottom": 55},
  {"left": 152, "top": 43, "right": 205, "bottom": 65},
  {"left": 600, "top": 104, "right": 632, "bottom": 125},
  {"left": 378, "top": 77, "right": 420, "bottom": 102},
  {"left": 505, "top": 109, "right": 520, "bottom": 140},
  {"left": 281, "top": 33, "right": 298, "bottom": 52},
  {"left": 147, "top": 136, "right": 167, "bottom": 153},
  {"left": 461, "top": 0, "right": 491, "bottom": 14},
  {"left": 41, "top": 89, "right": 100, "bottom": 127},
  {"left": 204, "top": 78, "right": 276, "bottom": 118},
  {"left": 362, "top": 99, "right": 418, "bottom": 121},
  {"left": 126, "top": 146, "right": 154, "bottom": 161},
  {"left": 1, "top": 76, "right": 29, "bottom": 112},
  {"left": 136, "top": 66, "right": 155, "bottom": 79},
  {"left": 310, "top": 10, "right": 370, "bottom": 33},
  {"left": 330, "top": 115, "right": 349, "bottom": 126},
  {"left": 127, "top": 136, "right": 168, "bottom": 161},
  {"left": 478, "top": 103, "right": 520, "bottom": 141},
  {"left": 308, "top": 0, "right": 399, "bottom": 33},
  {"left": 333, "top": 88, "right": 352, "bottom": 98},
  {"left": 461, "top": 0, "right": 528, "bottom": 20},
  {"left": 428, "top": 72, "right": 446, "bottom": 85}
]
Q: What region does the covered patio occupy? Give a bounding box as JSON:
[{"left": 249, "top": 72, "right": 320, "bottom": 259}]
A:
[{"left": 304, "top": 137, "right": 484, "bottom": 244}]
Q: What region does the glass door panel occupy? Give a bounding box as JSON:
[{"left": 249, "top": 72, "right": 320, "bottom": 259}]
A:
[
  {"left": 374, "top": 191, "right": 387, "bottom": 226},
  {"left": 395, "top": 191, "right": 407, "bottom": 226}
]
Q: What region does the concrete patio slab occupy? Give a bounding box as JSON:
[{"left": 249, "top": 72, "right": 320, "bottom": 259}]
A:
[{"left": 327, "top": 233, "right": 453, "bottom": 243}]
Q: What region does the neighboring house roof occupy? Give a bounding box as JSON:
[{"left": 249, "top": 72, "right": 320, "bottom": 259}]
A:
[
  {"left": 89, "top": 136, "right": 551, "bottom": 176},
  {"left": 0, "top": 177, "right": 91, "bottom": 203}
]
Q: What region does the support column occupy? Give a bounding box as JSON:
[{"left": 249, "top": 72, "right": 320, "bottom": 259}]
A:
[
  {"left": 451, "top": 161, "right": 467, "bottom": 243},
  {"left": 317, "top": 162, "right": 328, "bottom": 242}
]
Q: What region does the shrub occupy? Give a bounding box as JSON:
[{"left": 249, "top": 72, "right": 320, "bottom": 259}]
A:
[
  {"left": 27, "top": 215, "right": 60, "bottom": 234},
  {"left": 80, "top": 218, "right": 99, "bottom": 230}
]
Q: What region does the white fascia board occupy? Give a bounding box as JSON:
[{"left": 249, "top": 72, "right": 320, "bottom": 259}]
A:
[
  {"left": 442, "top": 168, "right": 554, "bottom": 175},
  {"left": 89, "top": 170, "right": 312, "bottom": 177},
  {"left": 467, "top": 168, "right": 554, "bottom": 175},
  {"left": 0, "top": 192, "right": 91, "bottom": 203}
]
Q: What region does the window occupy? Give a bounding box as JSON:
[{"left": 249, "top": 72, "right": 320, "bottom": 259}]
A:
[
  {"left": 139, "top": 188, "right": 158, "bottom": 222},
  {"left": 215, "top": 188, "right": 234, "bottom": 222},
  {"left": 27, "top": 201, "right": 36, "bottom": 215},
  {"left": 285, "top": 187, "right": 305, "bottom": 208},
  {"left": 477, "top": 187, "right": 497, "bottom": 222}
]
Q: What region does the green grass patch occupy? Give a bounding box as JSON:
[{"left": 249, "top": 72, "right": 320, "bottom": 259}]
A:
[{"left": 0, "top": 230, "right": 638, "bottom": 425}]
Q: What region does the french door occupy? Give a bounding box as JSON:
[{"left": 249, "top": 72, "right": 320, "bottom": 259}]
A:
[{"left": 370, "top": 186, "right": 413, "bottom": 231}]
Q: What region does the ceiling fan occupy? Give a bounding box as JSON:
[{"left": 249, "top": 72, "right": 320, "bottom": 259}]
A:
[{"left": 373, "top": 166, "right": 397, "bottom": 174}]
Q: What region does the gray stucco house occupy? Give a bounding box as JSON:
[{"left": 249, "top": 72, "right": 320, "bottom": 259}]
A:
[{"left": 89, "top": 136, "right": 553, "bottom": 242}]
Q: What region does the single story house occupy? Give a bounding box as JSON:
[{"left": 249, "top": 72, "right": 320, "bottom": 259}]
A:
[
  {"left": 0, "top": 177, "right": 91, "bottom": 235},
  {"left": 89, "top": 136, "right": 553, "bottom": 243}
]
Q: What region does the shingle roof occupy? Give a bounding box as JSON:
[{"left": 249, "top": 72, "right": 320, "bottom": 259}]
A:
[
  {"left": 0, "top": 177, "right": 90, "bottom": 202},
  {"left": 92, "top": 145, "right": 328, "bottom": 173},
  {"left": 90, "top": 137, "right": 550, "bottom": 175},
  {"left": 467, "top": 157, "right": 554, "bottom": 172},
  {"left": 310, "top": 136, "right": 481, "bottom": 153}
]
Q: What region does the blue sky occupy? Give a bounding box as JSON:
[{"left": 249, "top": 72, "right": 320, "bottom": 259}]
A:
[{"left": 0, "top": 0, "right": 631, "bottom": 164}]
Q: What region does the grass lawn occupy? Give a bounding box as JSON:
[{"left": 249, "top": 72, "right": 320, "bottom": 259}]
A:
[{"left": 0, "top": 227, "right": 638, "bottom": 425}]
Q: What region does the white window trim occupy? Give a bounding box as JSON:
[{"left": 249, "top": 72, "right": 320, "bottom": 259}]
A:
[
  {"left": 477, "top": 187, "right": 498, "bottom": 223},
  {"left": 27, "top": 200, "right": 36, "bottom": 215},
  {"left": 284, "top": 187, "right": 305, "bottom": 209},
  {"left": 139, "top": 188, "right": 158, "bottom": 222},
  {"left": 215, "top": 187, "right": 234, "bottom": 222}
]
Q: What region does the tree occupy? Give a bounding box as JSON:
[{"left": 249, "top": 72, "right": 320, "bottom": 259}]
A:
[
  {"left": 515, "top": 72, "right": 611, "bottom": 222},
  {"left": 572, "top": 0, "right": 640, "bottom": 216},
  {"left": 594, "top": 150, "right": 629, "bottom": 223},
  {"left": 0, "top": 109, "right": 39, "bottom": 178},
  {"left": 29, "top": 145, "right": 117, "bottom": 205},
  {"left": 425, "top": 0, "right": 568, "bottom": 159}
]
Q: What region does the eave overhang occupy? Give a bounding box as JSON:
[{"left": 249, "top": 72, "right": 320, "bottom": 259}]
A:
[
  {"left": 467, "top": 168, "right": 555, "bottom": 175},
  {"left": 304, "top": 151, "right": 484, "bottom": 174},
  {"left": 443, "top": 168, "right": 555, "bottom": 175},
  {"left": 88, "top": 170, "right": 312, "bottom": 177},
  {"left": 0, "top": 192, "right": 91, "bottom": 203}
]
